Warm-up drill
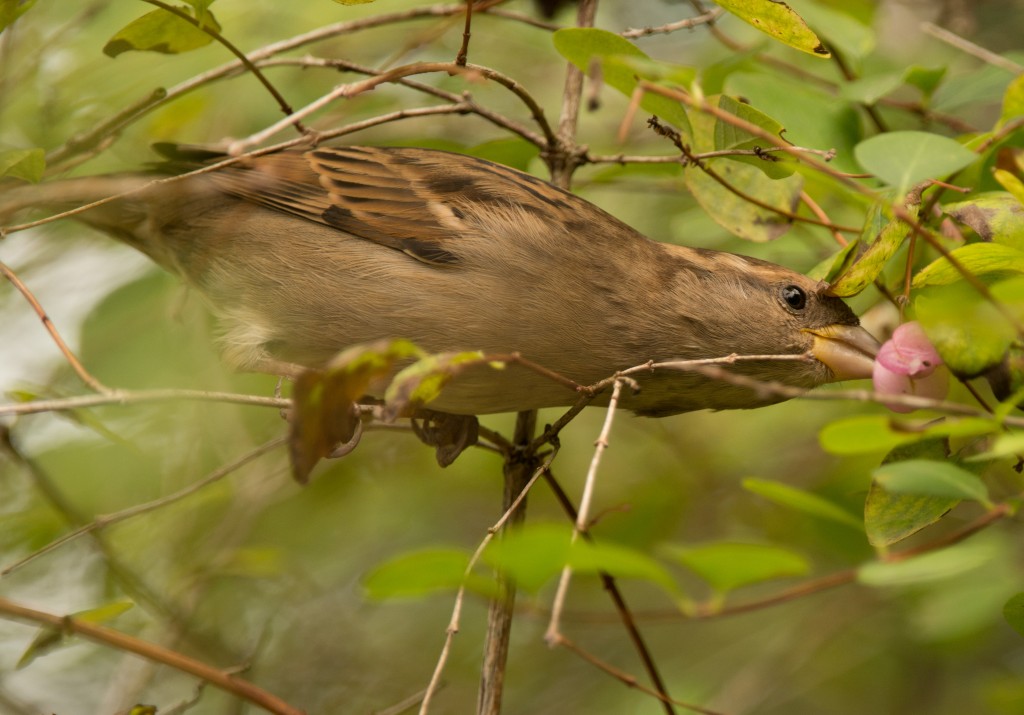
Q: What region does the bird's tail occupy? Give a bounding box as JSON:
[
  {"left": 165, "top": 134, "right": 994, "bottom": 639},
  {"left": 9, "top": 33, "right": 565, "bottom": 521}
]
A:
[
  {"left": 0, "top": 175, "right": 178, "bottom": 266},
  {"left": 0, "top": 174, "right": 152, "bottom": 229}
]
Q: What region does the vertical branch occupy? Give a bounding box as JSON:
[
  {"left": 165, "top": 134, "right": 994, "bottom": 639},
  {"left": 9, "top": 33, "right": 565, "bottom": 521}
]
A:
[
  {"left": 478, "top": 410, "right": 538, "bottom": 715},
  {"left": 476, "top": 3, "right": 599, "bottom": 707},
  {"left": 548, "top": 0, "right": 598, "bottom": 188}
]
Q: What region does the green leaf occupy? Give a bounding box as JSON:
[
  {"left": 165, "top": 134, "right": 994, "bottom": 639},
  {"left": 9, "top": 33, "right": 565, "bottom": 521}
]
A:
[
  {"left": 865, "top": 439, "right": 958, "bottom": 547},
  {"left": 742, "top": 478, "right": 862, "bottom": 529},
  {"left": 872, "top": 459, "right": 992, "bottom": 506},
  {"left": 1001, "top": 74, "right": 1024, "bottom": 125},
  {"left": 569, "top": 539, "right": 679, "bottom": 596},
  {"left": 483, "top": 523, "right": 572, "bottom": 593},
  {"left": 915, "top": 280, "right": 1019, "bottom": 376},
  {"left": 0, "top": 148, "right": 45, "bottom": 182},
  {"left": 103, "top": 6, "right": 221, "bottom": 58},
  {"left": 684, "top": 104, "right": 804, "bottom": 242},
  {"left": 74, "top": 600, "right": 135, "bottom": 624},
  {"left": 384, "top": 350, "right": 496, "bottom": 413},
  {"left": 820, "top": 415, "right": 997, "bottom": 455},
  {"left": 1004, "top": 592, "right": 1024, "bottom": 638},
  {"left": 363, "top": 548, "right": 493, "bottom": 600},
  {"left": 483, "top": 523, "right": 678, "bottom": 595},
  {"left": 714, "top": 0, "right": 830, "bottom": 58},
  {"left": 553, "top": 28, "right": 692, "bottom": 138},
  {"left": 912, "top": 242, "right": 1024, "bottom": 288},
  {"left": 839, "top": 72, "right": 903, "bottom": 105},
  {"left": 0, "top": 0, "right": 37, "bottom": 33},
  {"left": 904, "top": 65, "right": 948, "bottom": 99},
  {"left": 810, "top": 237, "right": 860, "bottom": 283},
  {"left": 966, "top": 431, "right": 1024, "bottom": 462},
  {"left": 854, "top": 131, "right": 977, "bottom": 193},
  {"left": 943, "top": 192, "right": 1024, "bottom": 246},
  {"left": 661, "top": 542, "right": 809, "bottom": 593},
  {"left": 18, "top": 600, "right": 134, "bottom": 669},
  {"left": 858, "top": 539, "right": 997, "bottom": 586},
  {"left": 795, "top": 2, "right": 874, "bottom": 63},
  {"left": 829, "top": 199, "right": 918, "bottom": 297},
  {"left": 290, "top": 339, "right": 424, "bottom": 483},
  {"left": 726, "top": 71, "right": 862, "bottom": 174},
  {"left": 994, "top": 168, "right": 1024, "bottom": 205},
  {"left": 819, "top": 415, "right": 918, "bottom": 455},
  {"left": 714, "top": 95, "right": 796, "bottom": 179},
  {"left": 220, "top": 547, "right": 285, "bottom": 579}
]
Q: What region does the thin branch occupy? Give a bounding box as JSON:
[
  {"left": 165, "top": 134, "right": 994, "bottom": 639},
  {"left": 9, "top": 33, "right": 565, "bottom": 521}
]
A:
[
  {"left": 0, "top": 388, "right": 289, "bottom": 417},
  {"left": 545, "top": 380, "right": 626, "bottom": 644},
  {"left": 0, "top": 260, "right": 111, "bottom": 394},
  {"left": 7, "top": 104, "right": 477, "bottom": 237},
  {"left": 641, "top": 82, "right": 1024, "bottom": 333},
  {"left": 553, "top": 635, "right": 725, "bottom": 715},
  {"left": 260, "top": 56, "right": 544, "bottom": 145},
  {"left": 420, "top": 452, "right": 553, "bottom": 715},
  {"left": 228, "top": 60, "right": 556, "bottom": 154},
  {"left": 622, "top": 8, "right": 724, "bottom": 38},
  {"left": 541, "top": 386, "right": 679, "bottom": 715},
  {"left": 139, "top": 0, "right": 301, "bottom": 128},
  {"left": 647, "top": 117, "right": 860, "bottom": 234},
  {"left": 800, "top": 190, "right": 848, "bottom": 247},
  {"left": 921, "top": 21, "right": 1024, "bottom": 74},
  {"left": 43, "top": 3, "right": 555, "bottom": 171},
  {"left": 1, "top": 437, "right": 285, "bottom": 577},
  {"left": 0, "top": 597, "right": 303, "bottom": 715},
  {"left": 478, "top": 408, "right": 539, "bottom": 715},
  {"left": 456, "top": 0, "right": 473, "bottom": 66}
]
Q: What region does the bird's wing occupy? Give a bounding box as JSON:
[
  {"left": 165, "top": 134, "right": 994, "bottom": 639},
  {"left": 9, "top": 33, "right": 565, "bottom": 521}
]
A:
[{"left": 199, "top": 145, "right": 585, "bottom": 266}]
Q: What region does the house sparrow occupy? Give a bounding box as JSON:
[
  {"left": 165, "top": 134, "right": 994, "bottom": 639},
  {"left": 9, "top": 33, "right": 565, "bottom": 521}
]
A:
[{"left": 0, "top": 145, "right": 878, "bottom": 416}]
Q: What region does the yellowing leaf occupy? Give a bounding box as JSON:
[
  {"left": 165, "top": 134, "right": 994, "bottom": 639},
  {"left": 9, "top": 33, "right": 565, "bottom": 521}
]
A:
[
  {"left": 830, "top": 199, "right": 919, "bottom": 297},
  {"left": 943, "top": 192, "right": 1024, "bottom": 246},
  {"left": 715, "top": 0, "right": 830, "bottom": 58},
  {"left": 0, "top": 148, "right": 44, "bottom": 183}
]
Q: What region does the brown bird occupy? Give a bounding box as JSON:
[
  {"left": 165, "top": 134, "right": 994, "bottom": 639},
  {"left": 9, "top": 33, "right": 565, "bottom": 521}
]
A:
[{"left": 0, "top": 145, "right": 877, "bottom": 416}]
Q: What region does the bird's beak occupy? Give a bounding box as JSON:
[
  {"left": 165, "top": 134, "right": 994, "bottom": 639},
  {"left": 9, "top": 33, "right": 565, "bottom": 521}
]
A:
[{"left": 806, "top": 324, "right": 880, "bottom": 382}]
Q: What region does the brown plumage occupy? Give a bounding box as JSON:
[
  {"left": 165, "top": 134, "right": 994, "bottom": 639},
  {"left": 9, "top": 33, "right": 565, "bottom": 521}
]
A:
[{"left": 0, "top": 145, "right": 878, "bottom": 415}]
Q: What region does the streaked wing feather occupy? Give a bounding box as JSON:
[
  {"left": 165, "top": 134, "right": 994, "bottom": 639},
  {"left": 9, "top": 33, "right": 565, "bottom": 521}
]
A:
[{"left": 201, "top": 145, "right": 591, "bottom": 267}]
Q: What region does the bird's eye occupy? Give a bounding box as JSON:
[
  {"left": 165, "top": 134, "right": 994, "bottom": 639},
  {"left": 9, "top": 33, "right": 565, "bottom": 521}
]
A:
[{"left": 781, "top": 285, "right": 807, "bottom": 310}]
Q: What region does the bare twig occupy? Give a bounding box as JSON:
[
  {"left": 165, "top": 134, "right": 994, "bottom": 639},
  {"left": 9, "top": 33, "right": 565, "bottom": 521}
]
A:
[
  {"left": 0, "top": 596, "right": 303, "bottom": 715},
  {"left": 478, "top": 409, "right": 539, "bottom": 715},
  {"left": 921, "top": 22, "right": 1024, "bottom": 74},
  {"left": 622, "top": 8, "right": 723, "bottom": 38},
  {"left": 0, "top": 260, "right": 111, "bottom": 394},
  {"left": 456, "top": 0, "right": 473, "bottom": 66},
  {"left": 545, "top": 379, "right": 626, "bottom": 643},
  {"left": 647, "top": 116, "right": 860, "bottom": 234},
  {"left": 42, "top": 3, "right": 557, "bottom": 171},
  {"left": 554, "top": 635, "right": 724, "bottom": 715},
  {"left": 139, "top": 0, "right": 301, "bottom": 128},
  {"left": 420, "top": 451, "right": 553, "bottom": 715},
  {"left": 1, "top": 438, "right": 285, "bottom": 577},
  {"left": 228, "top": 60, "right": 555, "bottom": 154},
  {"left": 260, "top": 56, "right": 545, "bottom": 147},
  {"left": 0, "top": 388, "right": 288, "bottom": 417}
]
